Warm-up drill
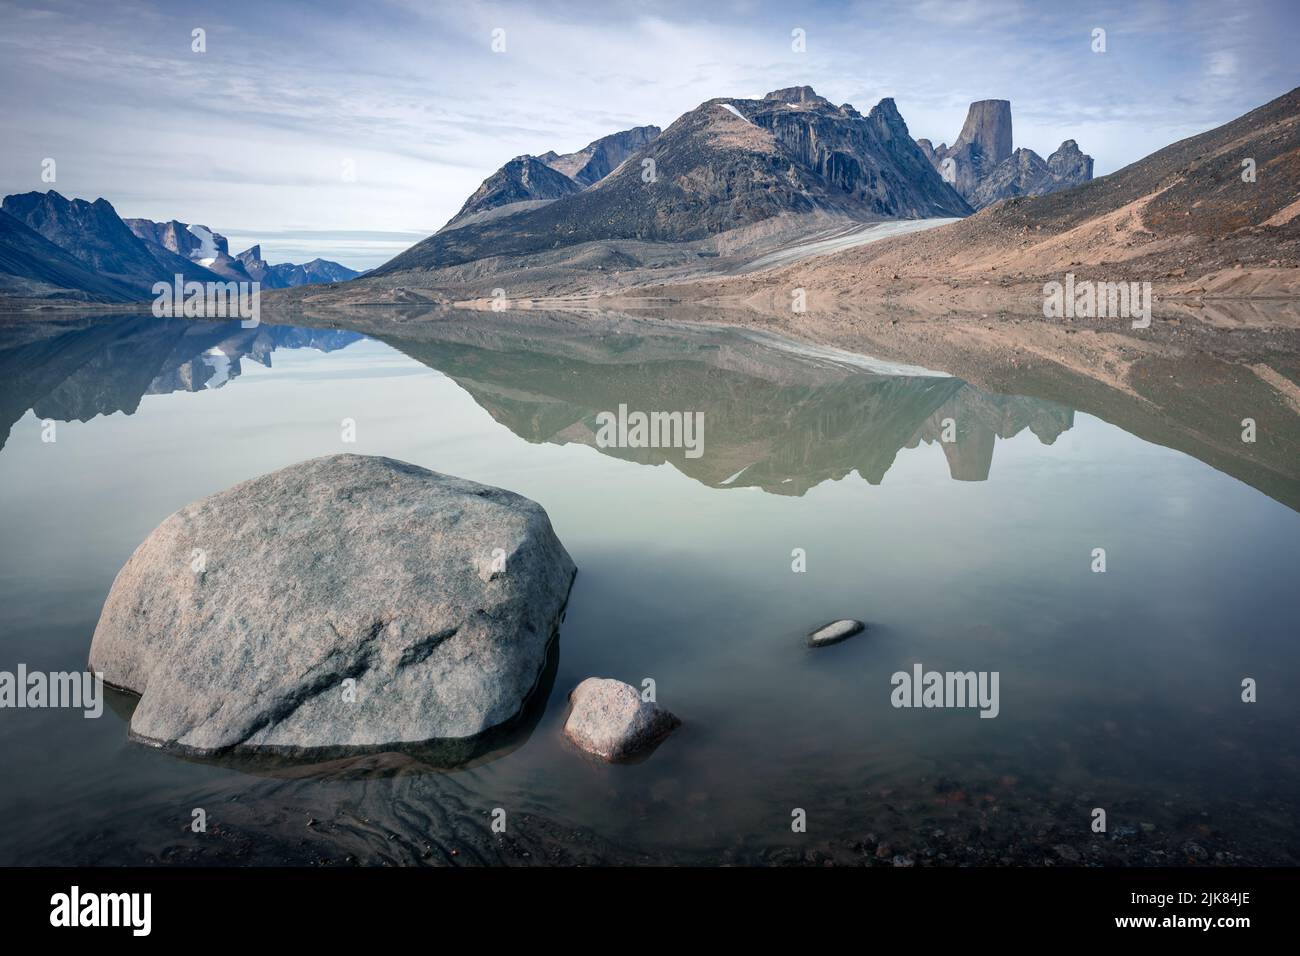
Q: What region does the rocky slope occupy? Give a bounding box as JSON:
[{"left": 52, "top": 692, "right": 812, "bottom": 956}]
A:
[
  {"left": 444, "top": 125, "right": 662, "bottom": 231},
  {"left": 447, "top": 155, "right": 585, "bottom": 227},
  {"left": 917, "top": 99, "right": 1093, "bottom": 209},
  {"left": 372, "top": 86, "right": 968, "bottom": 276},
  {"left": 0, "top": 210, "right": 141, "bottom": 302},
  {"left": 540, "top": 124, "right": 661, "bottom": 185}
]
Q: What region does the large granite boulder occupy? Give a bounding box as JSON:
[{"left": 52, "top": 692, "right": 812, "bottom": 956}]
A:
[{"left": 89, "top": 454, "right": 576, "bottom": 756}]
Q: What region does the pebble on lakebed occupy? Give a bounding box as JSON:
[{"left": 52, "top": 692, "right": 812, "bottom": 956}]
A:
[
  {"left": 563, "top": 678, "right": 680, "bottom": 762},
  {"left": 808, "top": 619, "right": 866, "bottom": 647}
]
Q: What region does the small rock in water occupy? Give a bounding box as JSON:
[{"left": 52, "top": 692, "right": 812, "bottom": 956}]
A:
[
  {"left": 563, "top": 678, "right": 680, "bottom": 762},
  {"left": 807, "top": 619, "right": 865, "bottom": 647}
]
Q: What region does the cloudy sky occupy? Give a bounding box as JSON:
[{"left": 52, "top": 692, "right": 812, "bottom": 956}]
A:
[{"left": 2, "top": 0, "right": 1296, "bottom": 269}]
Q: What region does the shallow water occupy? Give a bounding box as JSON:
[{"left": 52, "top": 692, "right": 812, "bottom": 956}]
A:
[{"left": 0, "top": 312, "right": 1297, "bottom": 866}]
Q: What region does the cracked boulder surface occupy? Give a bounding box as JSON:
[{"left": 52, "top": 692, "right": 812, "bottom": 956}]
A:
[{"left": 88, "top": 454, "right": 577, "bottom": 756}]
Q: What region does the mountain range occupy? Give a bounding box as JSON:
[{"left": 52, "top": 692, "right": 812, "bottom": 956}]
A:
[
  {"left": 0, "top": 209, "right": 142, "bottom": 303},
  {"left": 756, "top": 84, "right": 1300, "bottom": 309},
  {"left": 299, "top": 84, "right": 1291, "bottom": 311},
  {"left": 0, "top": 87, "right": 1094, "bottom": 306},
  {"left": 5, "top": 84, "right": 1295, "bottom": 312},
  {"left": 269, "top": 86, "right": 1097, "bottom": 304},
  {"left": 3, "top": 192, "right": 219, "bottom": 297},
  {"left": 0, "top": 191, "right": 360, "bottom": 303},
  {"left": 373, "top": 86, "right": 979, "bottom": 276},
  {"left": 916, "top": 99, "right": 1093, "bottom": 209},
  {"left": 234, "top": 245, "right": 361, "bottom": 288}
]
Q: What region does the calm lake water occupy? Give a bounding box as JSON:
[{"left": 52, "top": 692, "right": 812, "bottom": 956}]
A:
[{"left": 0, "top": 311, "right": 1297, "bottom": 866}]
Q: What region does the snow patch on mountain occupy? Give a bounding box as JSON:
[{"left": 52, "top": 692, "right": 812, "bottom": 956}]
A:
[
  {"left": 719, "top": 103, "right": 755, "bottom": 126},
  {"left": 187, "top": 224, "right": 219, "bottom": 266}
]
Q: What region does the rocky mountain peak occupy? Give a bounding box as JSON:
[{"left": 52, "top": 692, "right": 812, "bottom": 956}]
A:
[
  {"left": 866, "top": 97, "right": 910, "bottom": 138},
  {"left": 446, "top": 125, "right": 662, "bottom": 229},
  {"left": 764, "top": 86, "right": 831, "bottom": 107},
  {"left": 919, "top": 99, "right": 1091, "bottom": 209},
  {"left": 1047, "top": 139, "right": 1093, "bottom": 182},
  {"left": 447, "top": 154, "right": 584, "bottom": 227},
  {"left": 953, "top": 99, "right": 1013, "bottom": 165}
]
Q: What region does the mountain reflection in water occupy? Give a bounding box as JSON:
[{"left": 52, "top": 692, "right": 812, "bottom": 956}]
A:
[{"left": 0, "top": 313, "right": 1072, "bottom": 492}]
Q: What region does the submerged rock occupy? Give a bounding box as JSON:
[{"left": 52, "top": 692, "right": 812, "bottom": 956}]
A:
[
  {"left": 563, "top": 678, "right": 680, "bottom": 761},
  {"left": 808, "top": 619, "right": 865, "bottom": 647},
  {"left": 89, "top": 454, "right": 576, "bottom": 756}
]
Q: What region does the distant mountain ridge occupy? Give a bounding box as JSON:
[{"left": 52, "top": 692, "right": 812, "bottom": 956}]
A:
[
  {"left": 916, "top": 99, "right": 1093, "bottom": 209},
  {"left": 3, "top": 191, "right": 221, "bottom": 296},
  {"left": 0, "top": 191, "right": 360, "bottom": 302},
  {"left": 128, "top": 218, "right": 361, "bottom": 287},
  {"left": 235, "top": 245, "right": 360, "bottom": 288}
]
